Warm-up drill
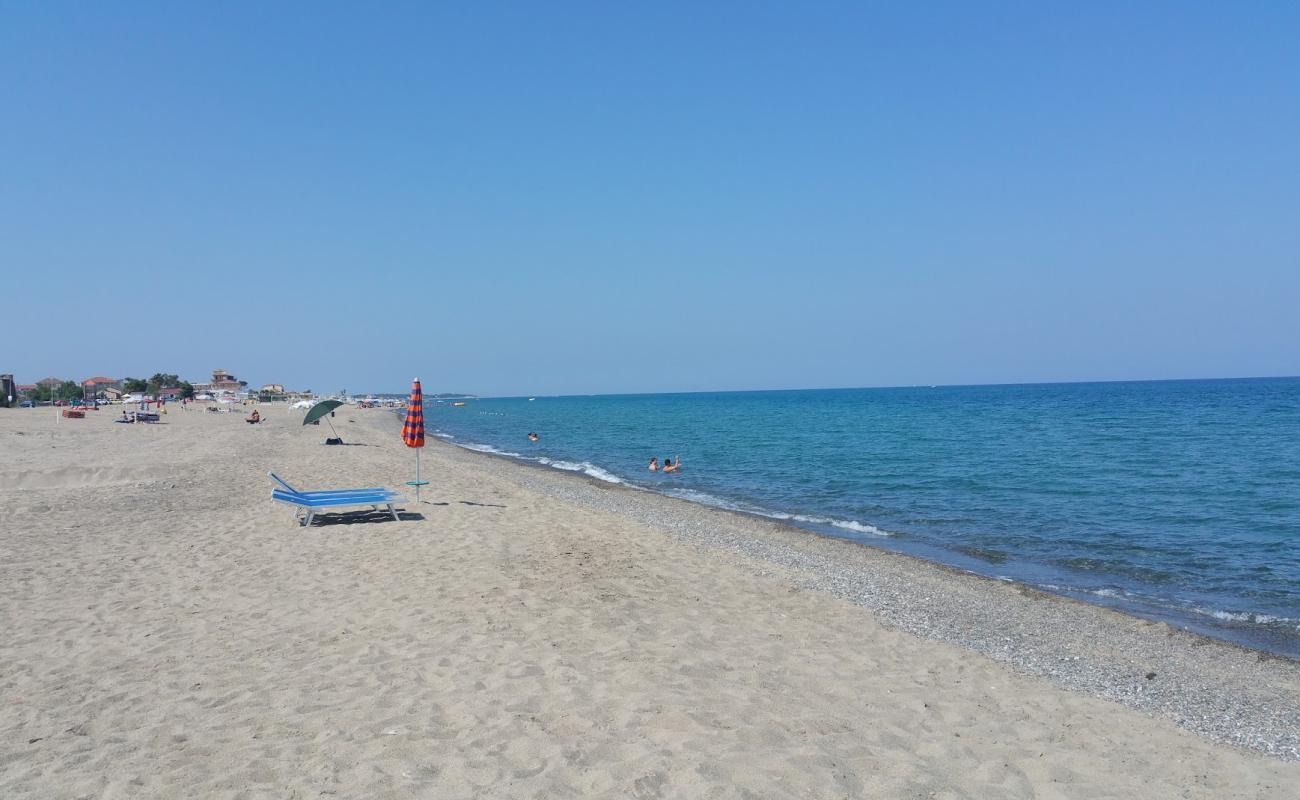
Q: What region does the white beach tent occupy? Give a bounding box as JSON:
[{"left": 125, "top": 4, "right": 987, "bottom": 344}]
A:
[{"left": 291, "top": 400, "right": 314, "bottom": 410}]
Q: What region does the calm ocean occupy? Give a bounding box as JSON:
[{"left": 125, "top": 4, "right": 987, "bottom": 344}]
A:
[{"left": 425, "top": 378, "right": 1300, "bottom": 656}]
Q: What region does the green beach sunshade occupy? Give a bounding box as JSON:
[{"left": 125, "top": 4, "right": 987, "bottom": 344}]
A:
[{"left": 302, "top": 399, "right": 343, "bottom": 426}]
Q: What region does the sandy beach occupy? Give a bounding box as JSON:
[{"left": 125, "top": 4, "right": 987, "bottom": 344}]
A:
[{"left": 1, "top": 405, "right": 1298, "bottom": 799}]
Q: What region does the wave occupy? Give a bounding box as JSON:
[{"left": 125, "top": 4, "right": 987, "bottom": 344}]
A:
[
  {"left": 536, "top": 457, "right": 624, "bottom": 485},
  {"left": 1042, "top": 581, "right": 1299, "bottom": 631},
  {"left": 1190, "top": 608, "right": 1300, "bottom": 628},
  {"left": 455, "top": 441, "right": 526, "bottom": 459},
  {"left": 439, "top": 438, "right": 622, "bottom": 484},
  {"left": 656, "top": 487, "right": 891, "bottom": 537}
]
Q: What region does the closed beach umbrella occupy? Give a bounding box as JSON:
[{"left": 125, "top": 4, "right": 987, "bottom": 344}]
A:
[
  {"left": 303, "top": 399, "right": 344, "bottom": 442},
  {"left": 403, "top": 378, "right": 428, "bottom": 501}
]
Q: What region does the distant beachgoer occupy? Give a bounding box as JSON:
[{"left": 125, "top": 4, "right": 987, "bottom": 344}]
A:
[
  {"left": 663, "top": 456, "right": 682, "bottom": 473},
  {"left": 647, "top": 457, "right": 658, "bottom": 472},
  {"left": 246, "top": 409, "right": 261, "bottom": 424},
  {"left": 528, "top": 432, "right": 539, "bottom": 442}
]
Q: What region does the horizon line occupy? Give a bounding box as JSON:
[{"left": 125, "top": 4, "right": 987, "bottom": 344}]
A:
[{"left": 363, "top": 373, "right": 1300, "bottom": 400}]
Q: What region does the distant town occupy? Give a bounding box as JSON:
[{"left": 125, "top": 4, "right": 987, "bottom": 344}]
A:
[
  {"left": 0, "top": 370, "right": 476, "bottom": 408},
  {"left": 0, "top": 369, "right": 312, "bottom": 407}
]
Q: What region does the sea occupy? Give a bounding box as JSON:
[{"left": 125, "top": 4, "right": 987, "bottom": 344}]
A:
[{"left": 423, "top": 378, "right": 1300, "bottom": 657}]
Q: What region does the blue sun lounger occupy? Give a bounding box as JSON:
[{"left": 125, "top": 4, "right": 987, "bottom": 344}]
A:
[{"left": 268, "top": 472, "right": 405, "bottom": 527}]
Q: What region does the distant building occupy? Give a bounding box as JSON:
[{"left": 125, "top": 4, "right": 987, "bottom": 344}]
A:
[
  {"left": 102, "top": 387, "right": 124, "bottom": 400},
  {"left": 156, "top": 387, "right": 183, "bottom": 400},
  {"left": 82, "top": 377, "right": 123, "bottom": 398},
  {"left": 260, "top": 384, "right": 285, "bottom": 394},
  {"left": 16, "top": 384, "right": 37, "bottom": 398},
  {"left": 36, "top": 377, "right": 65, "bottom": 388},
  {"left": 201, "top": 368, "right": 243, "bottom": 394}
]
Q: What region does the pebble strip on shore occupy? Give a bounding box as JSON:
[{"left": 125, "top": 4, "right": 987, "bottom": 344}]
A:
[{"left": 423, "top": 434, "right": 1300, "bottom": 761}]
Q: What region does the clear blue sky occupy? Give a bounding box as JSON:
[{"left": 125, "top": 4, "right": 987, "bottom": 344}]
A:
[{"left": 3, "top": 3, "right": 1297, "bottom": 396}]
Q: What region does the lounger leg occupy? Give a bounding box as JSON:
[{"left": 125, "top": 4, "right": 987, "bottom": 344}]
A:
[
  {"left": 388, "top": 503, "right": 399, "bottom": 522},
  {"left": 303, "top": 511, "right": 314, "bottom": 527}
]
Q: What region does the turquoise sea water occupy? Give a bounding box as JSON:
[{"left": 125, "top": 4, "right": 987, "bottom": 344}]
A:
[{"left": 425, "top": 378, "right": 1300, "bottom": 656}]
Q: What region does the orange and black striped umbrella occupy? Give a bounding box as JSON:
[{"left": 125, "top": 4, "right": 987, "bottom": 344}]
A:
[{"left": 402, "top": 378, "right": 424, "bottom": 448}]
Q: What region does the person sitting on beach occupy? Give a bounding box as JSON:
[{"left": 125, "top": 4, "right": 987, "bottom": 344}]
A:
[
  {"left": 246, "top": 409, "right": 261, "bottom": 424},
  {"left": 663, "top": 456, "right": 682, "bottom": 473},
  {"left": 117, "top": 411, "right": 133, "bottom": 424},
  {"left": 647, "top": 457, "right": 658, "bottom": 472},
  {"left": 528, "top": 432, "right": 539, "bottom": 442}
]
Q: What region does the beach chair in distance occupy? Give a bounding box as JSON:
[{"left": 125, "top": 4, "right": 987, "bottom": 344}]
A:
[{"left": 268, "top": 472, "right": 406, "bottom": 527}]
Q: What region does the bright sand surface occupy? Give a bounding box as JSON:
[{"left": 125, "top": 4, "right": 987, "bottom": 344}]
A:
[{"left": 1, "top": 405, "right": 1298, "bottom": 798}]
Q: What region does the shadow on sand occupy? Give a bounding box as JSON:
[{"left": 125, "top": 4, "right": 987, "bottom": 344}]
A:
[
  {"left": 307, "top": 509, "right": 426, "bottom": 526},
  {"left": 408, "top": 500, "right": 507, "bottom": 508}
]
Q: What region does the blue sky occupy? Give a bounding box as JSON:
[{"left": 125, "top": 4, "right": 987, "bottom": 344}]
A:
[{"left": 3, "top": 3, "right": 1297, "bottom": 396}]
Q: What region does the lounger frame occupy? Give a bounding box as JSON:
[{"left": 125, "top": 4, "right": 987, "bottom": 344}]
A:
[{"left": 269, "top": 472, "right": 405, "bottom": 527}]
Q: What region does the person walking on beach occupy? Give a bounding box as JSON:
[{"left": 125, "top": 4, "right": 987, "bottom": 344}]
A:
[{"left": 647, "top": 457, "right": 658, "bottom": 472}]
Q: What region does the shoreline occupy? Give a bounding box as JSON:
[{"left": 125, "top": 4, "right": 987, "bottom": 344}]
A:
[
  {"left": 410, "top": 416, "right": 1300, "bottom": 760},
  {"left": 422, "top": 417, "right": 1299, "bottom": 660}
]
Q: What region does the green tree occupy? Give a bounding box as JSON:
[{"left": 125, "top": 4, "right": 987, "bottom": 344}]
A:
[
  {"left": 179, "top": 382, "right": 195, "bottom": 399},
  {"left": 55, "top": 381, "right": 82, "bottom": 402},
  {"left": 147, "top": 373, "right": 181, "bottom": 394},
  {"left": 122, "top": 377, "right": 147, "bottom": 393}
]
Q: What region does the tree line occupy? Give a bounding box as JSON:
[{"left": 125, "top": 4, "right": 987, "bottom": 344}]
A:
[
  {"left": 24, "top": 373, "right": 195, "bottom": 403},
  {"left": 120, "top": 374, "right": 196, "bottom": 398}
]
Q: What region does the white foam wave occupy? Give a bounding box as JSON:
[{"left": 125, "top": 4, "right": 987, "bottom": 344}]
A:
[
  {"left": 1190, "top": 608, "right": 1298, "bottom": 626},
  {"left": 537, "top": 457, "right": 624, "bottom": 484},
  {"left": 661, "top": 486, "right": 745, "bottom": 510},
  {"left": 663, "top": 500, "right": 892, "bottom": 537},
  {"left": 827, "top": 518, "right": 892, "bottom": 536},
  {"left": 775, "top": 513, "right": 891, "bottom": 537},
  {"left": 456, "top": 441, "right": 524, "bottom": 458}
]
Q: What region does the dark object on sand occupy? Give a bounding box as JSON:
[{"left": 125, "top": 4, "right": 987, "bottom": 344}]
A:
[{"left": 325, "top": 437, "right": 344, "bottom": 445}]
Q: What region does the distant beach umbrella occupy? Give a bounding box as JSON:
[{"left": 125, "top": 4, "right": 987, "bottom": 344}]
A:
[
  {"left": 303, "top": 399, "right": 344, "bottom": 442},
  {"left": 403, "top": 378, "right": 428, "bottom": 502}
]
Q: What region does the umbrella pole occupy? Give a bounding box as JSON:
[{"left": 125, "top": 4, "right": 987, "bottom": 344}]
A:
[{"left": 415, "top": 448, "right": 421, "bottom": 502}]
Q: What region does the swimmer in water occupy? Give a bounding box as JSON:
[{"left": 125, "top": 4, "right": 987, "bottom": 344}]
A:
[
  {"left": 663, "top": 456, "right": 682, "bottom": 473},
  {"left": 647, "top": 457, "right": 658, "bottom": 472},
  {"left": 527, "top": 432, "right": 539, "bottom": 442}
]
